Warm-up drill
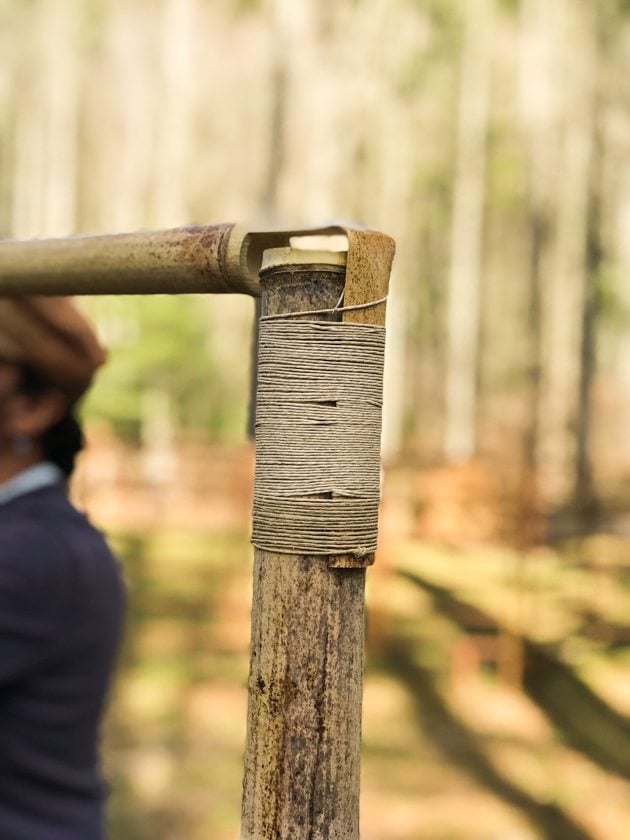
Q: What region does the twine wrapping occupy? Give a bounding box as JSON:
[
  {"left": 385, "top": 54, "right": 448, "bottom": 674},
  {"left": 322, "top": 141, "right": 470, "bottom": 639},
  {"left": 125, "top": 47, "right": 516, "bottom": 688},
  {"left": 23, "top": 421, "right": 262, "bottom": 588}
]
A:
[{"left": 252, "top": 319, "right": 386, "bottom": 556}]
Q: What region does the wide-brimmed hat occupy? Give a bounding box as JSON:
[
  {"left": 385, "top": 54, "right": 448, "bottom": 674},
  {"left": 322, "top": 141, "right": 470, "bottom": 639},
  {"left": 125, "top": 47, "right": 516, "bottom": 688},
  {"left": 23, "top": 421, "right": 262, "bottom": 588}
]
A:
[{"left": 0, "top": 297, "right": 106, "bottom": 402}]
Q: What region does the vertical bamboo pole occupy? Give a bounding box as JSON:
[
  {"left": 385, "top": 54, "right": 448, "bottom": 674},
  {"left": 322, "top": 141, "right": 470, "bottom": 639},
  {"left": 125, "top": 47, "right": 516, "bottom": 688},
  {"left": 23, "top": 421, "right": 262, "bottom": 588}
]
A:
[{"left": 240, "top": 244, "right": 388, "bottom": 840}]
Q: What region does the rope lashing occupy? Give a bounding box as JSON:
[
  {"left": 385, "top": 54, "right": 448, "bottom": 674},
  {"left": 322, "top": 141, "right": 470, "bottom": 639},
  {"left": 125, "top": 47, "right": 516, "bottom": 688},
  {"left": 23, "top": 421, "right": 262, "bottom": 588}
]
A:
[{"left": 252, "top": 318, "right": 386, "bottom": 556}]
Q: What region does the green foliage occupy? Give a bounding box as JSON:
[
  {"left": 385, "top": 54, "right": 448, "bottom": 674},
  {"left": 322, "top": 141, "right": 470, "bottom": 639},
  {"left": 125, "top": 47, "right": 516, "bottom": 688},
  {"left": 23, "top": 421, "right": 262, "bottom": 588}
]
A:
[
  {"left": 82, "top": 296, "right": 247, "bottom": 442},
  {"left": 424, "top": 0, "right": 464, "bottom": 55},
  {"left": 210, "top": 0, "right": 262, "bottom": 14},
  {"left": 423, "top": 0, "right": 461, "bottom": 30},
  {"left": 496, "top": 0, "right": 521, "bottom": 14},
  {"left": 596, "top": 262, "right": 630, "bottom": 331},
  {"left": 486, "top": 131, "right": 528, "bottom": 213}
]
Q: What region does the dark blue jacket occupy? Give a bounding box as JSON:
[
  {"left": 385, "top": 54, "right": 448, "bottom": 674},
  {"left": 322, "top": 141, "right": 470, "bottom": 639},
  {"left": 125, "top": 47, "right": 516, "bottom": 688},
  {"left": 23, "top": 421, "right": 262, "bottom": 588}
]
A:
[{"left": 0, "top": 483, "right": 125, "bottom": 839}]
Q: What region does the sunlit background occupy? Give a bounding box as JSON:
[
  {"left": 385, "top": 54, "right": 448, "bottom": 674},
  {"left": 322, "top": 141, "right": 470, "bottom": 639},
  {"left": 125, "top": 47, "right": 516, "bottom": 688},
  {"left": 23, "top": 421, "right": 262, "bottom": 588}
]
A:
[{"left": 1, "top": 0, "right": 629, "bottom": 838}]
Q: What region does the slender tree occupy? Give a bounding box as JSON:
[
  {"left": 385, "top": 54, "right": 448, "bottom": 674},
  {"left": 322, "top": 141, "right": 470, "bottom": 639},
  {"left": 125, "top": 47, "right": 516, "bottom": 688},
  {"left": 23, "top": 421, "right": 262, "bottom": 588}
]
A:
[{"left": 444, "top": 0, "right": 493, "bottom": 461}]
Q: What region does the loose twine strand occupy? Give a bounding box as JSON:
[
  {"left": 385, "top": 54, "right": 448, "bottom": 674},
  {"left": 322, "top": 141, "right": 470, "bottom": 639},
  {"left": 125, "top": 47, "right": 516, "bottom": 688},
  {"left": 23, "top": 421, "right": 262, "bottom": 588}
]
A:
[
  {"left": 260, "top": 294, "right": 388, "bottom": 322},
  {"left": 252, "top": 309, "right": 386, "bottom": 557}
]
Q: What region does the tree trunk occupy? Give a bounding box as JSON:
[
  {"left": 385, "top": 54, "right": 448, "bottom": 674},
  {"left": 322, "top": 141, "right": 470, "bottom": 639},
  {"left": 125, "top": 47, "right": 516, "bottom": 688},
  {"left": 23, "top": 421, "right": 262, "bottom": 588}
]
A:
[
  {"left": 444, "top": 0, "right": 492, "bottom": 461},
  {"left": 535, "top": 0, "right": 599, "bottom": 504},
  {"left": 574, "top": 8, "right": 609, "bottom": 513}
]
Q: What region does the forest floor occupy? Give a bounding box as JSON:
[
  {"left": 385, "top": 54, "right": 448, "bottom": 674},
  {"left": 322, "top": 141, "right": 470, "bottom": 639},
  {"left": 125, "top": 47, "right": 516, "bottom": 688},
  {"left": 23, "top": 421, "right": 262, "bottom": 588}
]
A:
[
  {"left": 100, "top": 534, "right": 629, "bottom": 840},
  {"left": 74, "top": 439, "right": 630, "bottom": 840}
]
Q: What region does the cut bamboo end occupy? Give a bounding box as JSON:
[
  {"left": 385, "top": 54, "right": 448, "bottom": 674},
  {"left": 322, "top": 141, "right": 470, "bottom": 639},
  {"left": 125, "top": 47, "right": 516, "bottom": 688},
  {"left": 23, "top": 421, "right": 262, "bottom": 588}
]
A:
[{"left": 260, "top": 247, "right": 347, "bottom": 272}]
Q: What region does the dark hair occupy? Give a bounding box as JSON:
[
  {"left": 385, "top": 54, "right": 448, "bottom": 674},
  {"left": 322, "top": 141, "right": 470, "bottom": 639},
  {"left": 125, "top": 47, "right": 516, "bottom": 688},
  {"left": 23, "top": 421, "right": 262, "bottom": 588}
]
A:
[{"left": 17, "top": 364, "right": 85, "bottom": 478}]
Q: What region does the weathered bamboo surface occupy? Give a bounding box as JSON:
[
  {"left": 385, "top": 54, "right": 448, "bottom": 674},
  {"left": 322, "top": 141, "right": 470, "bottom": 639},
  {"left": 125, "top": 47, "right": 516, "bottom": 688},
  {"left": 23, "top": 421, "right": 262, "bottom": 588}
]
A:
[
  {"left": 240, "top": 239, "right": 392, "bottom": 840},
  {"left": 241, "top": 261, "right": 363, "bottom": 840},
  {"left": 331, "top": 228, "right": 393, "bottom": 569},
  {"left": 0, "top": 224, "right": 258, "bottom": 296},
  {"left": 0, "top": 223, "right": 354, "bottom": 298}
]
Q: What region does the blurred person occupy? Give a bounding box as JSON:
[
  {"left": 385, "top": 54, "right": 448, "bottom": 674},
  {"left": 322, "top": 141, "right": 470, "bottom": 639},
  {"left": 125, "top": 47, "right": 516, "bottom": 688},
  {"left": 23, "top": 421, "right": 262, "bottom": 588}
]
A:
[{"left": 0, "top": 297, "right": 125, "bottom": 840}]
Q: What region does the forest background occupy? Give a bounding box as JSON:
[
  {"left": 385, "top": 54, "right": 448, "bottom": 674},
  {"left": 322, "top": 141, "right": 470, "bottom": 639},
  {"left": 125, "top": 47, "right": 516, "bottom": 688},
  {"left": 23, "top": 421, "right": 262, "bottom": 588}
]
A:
[{"left": 0, "top": 1, "right": 629, "bottom": 839}]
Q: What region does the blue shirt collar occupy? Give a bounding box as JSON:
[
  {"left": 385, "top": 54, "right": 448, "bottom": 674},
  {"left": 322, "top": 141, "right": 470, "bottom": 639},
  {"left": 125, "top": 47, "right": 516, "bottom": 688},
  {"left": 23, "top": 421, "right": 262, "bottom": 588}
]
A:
[{"left": 0, "top": 462, "right": 65, "bottom": 506}]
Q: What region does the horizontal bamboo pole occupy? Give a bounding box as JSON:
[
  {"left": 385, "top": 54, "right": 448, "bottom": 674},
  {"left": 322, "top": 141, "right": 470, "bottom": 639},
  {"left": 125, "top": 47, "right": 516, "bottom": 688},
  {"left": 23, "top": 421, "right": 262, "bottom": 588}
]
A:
[
  {"left": 0, "top": 224, "right": 258, "bottom": 296},
  {"left": 0, "top": 223, "right": 349, "bottom": 298}
]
